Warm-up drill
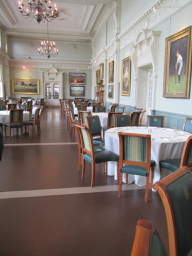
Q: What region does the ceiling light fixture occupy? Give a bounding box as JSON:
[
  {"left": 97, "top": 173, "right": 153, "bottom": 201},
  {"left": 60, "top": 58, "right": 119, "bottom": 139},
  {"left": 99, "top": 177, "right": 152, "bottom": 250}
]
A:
[
  {"left": 18, "top": 0, "right": 59, "bottom": 24},
  {"left": 38, "top": 21, "right": 58, "bottom": 58}
]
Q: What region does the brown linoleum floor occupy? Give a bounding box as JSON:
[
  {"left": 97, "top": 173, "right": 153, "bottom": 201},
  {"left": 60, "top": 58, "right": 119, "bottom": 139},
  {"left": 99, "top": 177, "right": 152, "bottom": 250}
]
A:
[{"left": 0, "top": 108, "right": 169, "bottom": 256}]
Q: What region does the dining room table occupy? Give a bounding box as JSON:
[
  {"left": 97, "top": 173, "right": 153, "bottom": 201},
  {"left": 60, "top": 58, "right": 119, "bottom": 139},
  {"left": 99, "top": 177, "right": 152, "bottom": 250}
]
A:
[
  {"left": 104, "top": 126, "right": 191, "bottom": 186},
  {"left": 0, "top": 110, "right": 30, "bottom": 136},
  {"left": 92, "top": 112, "right": 108, "bottom": 128}
]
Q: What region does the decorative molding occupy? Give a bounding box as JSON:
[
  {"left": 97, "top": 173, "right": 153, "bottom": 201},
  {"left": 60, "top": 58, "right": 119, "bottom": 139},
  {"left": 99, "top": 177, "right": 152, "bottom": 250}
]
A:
[{"left": 8, "top": 59, "right": 92, "bottom": 70}]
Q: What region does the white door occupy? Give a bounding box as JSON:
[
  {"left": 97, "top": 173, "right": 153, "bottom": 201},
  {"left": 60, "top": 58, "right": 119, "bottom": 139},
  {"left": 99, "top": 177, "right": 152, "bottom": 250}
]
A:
[{"left": 45, "top": 82, "right": 60, "bottom": 107}]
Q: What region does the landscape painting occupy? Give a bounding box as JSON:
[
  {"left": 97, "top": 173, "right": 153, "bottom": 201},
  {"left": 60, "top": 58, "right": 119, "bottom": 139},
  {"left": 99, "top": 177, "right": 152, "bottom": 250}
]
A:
[
  {"left": 12, "top": 79, "right": 39, "bottom": 94},
  {"left": 70, "top": 86, "right": 85, "bottom": 97},
  {"left": 69, "top": 73, "right": 86, "bottom": 85}
]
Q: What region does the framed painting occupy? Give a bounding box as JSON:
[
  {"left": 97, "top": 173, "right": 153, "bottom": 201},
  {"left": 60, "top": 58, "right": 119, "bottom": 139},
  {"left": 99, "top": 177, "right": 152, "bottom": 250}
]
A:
[
  {"left": 69, "top": 73, "right": 86, "bottom": 85},
  {"left": 70, "top": 86, "right": 85, "bottom": 97},
  {"left": 121, "top": 57, "right": 131, "bottom": 96},
  {"left": 108, "top": 84, "right": 114, "bottom": 99},
  {"left": 96, "top": 69, "right": 100, "bottom": 84},
  {"left": 12, "top": 79, "right": 39, "bottom": 94},
  {"left": 108, "top": 61, "right": 114, "bottom": 83},
  {"left": 100, "top": 63, "right": 104, "bottom": 79},
  {"left": 163, "top": 26, "right": 192, "bottom": 98}
]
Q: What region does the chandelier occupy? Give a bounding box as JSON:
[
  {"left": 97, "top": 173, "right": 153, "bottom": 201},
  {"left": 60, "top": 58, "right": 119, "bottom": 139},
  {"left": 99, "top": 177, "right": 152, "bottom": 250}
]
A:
[
  {"left": 38, "top": 22, "right": 59, "bottom": 58},
  {"left": 18, "top": 0, "right": 59, "bottom": 24}
]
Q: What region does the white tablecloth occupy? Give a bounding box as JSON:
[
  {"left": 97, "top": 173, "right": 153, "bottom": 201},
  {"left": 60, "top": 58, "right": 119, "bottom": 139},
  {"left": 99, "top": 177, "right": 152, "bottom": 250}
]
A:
[
  {"left": 105, "top": 126, "right": 191, "bottom": 186},
  {"left": 0, "top": 110, "right": 30, "bottom": 136},
  {"left": 92, "top": 112, "right": 108, "bottom": 128},
  {"left": 73, "top": 105, "right": 93, "bottom": 115}
]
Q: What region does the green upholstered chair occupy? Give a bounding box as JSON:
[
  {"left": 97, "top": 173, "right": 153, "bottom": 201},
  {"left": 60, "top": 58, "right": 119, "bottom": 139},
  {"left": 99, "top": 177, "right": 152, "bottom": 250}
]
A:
[
  {"left": 85, "top": 115, "right": 104, "bottom": 145},
  {"left": 7, "top": 103, "right": 17, "bottom": 110},
  {"left": 147, "top": 115, "right": 165, "bottom": 128},
  {"left": 29, "top": 105, "right": 39, "bottom": 119},
  {"left": 160, "top": 135, "right": 192, "bottom": 173},
  {"left": 114, "top": 114, "right": 130, "bottom": 127},
  {"left": 102, "top": 112, "right": 123, "bottom": 137},
  {"left": 79, "top": 111, "right": 91, "bottom": 125},
  {"left": 95, "top": 106, "right": 106, "bottom": 113},
  {"left": 0, "top": 105, "right": 6, "bottom": 111},
  {"left": 115, "top": 106, "right": 125, "bottom": 113},
  {"left": 118, "top": 133, "right": 155, "bottom": 202},
  {"left": 74, "top": 123, "right": 104, "bottom": 173},
  {"left": 183, "top": 117, "right": 192, "bottom": 134},
  {"left": 76, "top": 124, "right": 119, "bottom": 187},
  {"left": 153, "top": 166, "right": 192, "bottom": 256},
  {"left": 23, "top": 108, "right": 40, "bottom": 136},
  {"left": 108, "top": 103, "right": 113, "bottom": 112},
  {"left": 4, "top": 109, "right": 24, "bottom": 138},
  {"left": 77, "top": 106, "right": 87, "bottom": 121},
  {"left": 26, "top": 100, "right": 32, "bottom": 114},
  {"left": 110, "top": 104, "right": 119, "bottom": 112},
  {"left": 18, "top": 105, "right": 26, "bottom": 111},
  {"left": 92, "top": 104, "right": 101, "bottom": 112},
  {"left": 130, "top": 111, "right": 142, "bottom": 126},
  {"left": 131, "top": 219, "right": 167, "bottom": 256}
]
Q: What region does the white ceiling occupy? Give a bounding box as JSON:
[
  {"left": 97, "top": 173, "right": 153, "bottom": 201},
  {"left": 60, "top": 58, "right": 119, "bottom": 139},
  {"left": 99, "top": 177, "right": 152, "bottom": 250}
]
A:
[{"left": 0, "top": 0, "right": 115, "bottom": 43}]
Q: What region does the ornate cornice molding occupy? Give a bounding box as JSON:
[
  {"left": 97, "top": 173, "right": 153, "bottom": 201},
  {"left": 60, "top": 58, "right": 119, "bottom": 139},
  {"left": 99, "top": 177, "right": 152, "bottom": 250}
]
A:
[{"left": 8, "top": 59, "right": 92, "bottom": 70}]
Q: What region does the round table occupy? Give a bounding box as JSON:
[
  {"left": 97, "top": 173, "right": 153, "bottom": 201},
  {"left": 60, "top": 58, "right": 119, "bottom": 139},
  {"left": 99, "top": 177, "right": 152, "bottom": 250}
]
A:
[{"left": 105, "top": 126, "right": 191, "bottom": 186}]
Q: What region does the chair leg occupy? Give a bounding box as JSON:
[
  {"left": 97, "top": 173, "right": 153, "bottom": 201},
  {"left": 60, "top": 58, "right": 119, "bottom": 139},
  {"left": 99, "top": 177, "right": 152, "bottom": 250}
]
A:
[
  {"left": 145, "top": 176, "right": 150, "bottom": 203},
  {"left": 118, "top": 171, "right": 122, "bottom": 197},
  {"left": 9, "top": 127, "right": 11, "bottom": 138},
  {"left": 102, "top": 163, "right": 105, "bottom": 173},
  {"left": 81, "top": 159, "right": 85, "bottom": 179},
  {"left": 91, "top": 162, "right": 95, "bottom": 187},
  {"left": 4, "top": 126, "right": 6, "bottom": 137},
  {"left": 105, "top": 162, "right": 108, "bottom": 175},
  {"left": 21, "top": 126, "right": 23, "bottom": 138},
  {"left": 150, "top": 168, "right": 154, "bottom": 189},
  {"left": 116, "top": 162, "right": 119, "bottom": 183},
  {"left": 126, "top": 174, "right": 128, "bottom": 184}
]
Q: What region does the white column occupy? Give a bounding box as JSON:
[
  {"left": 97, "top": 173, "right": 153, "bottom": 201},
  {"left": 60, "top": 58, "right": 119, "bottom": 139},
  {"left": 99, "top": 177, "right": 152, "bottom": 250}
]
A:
[{"left": 114, "top": 36, "right": 120, "bottom": 103}]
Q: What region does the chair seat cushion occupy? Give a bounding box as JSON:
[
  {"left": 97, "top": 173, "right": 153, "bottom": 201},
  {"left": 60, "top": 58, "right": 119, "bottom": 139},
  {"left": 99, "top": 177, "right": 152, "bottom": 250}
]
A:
[
  {"left": 150, "top": 160, "right": 156, "bottom": 168},
  {"left": 93, "top": 138, "right": 105, "bottom": 144},
  {"left": 94, "top": 143, "right": 105, "bottom": 152},
  {"left": 121, "top": 165, "right": 149, "bottom": 177},
  {"left": 74, "top": 120, "right": 81, "bottom": 125},
  {"left": 160, "top": 159, "right": 180, "bottom": 173},
  {"left": 83, "top": 150, "right": 119, "bottom": 164},
  {"left": 23, "top": 121, "right": 38, "bottom": 125},
  {"left": 4, "top": 123, "right": 22, "bottom": 128}
]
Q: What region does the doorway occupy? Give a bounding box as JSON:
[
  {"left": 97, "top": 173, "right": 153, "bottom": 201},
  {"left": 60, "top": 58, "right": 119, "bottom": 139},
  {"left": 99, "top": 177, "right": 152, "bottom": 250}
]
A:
[{"left": 45, "top": 82, "right": 60, "bottom": 107}]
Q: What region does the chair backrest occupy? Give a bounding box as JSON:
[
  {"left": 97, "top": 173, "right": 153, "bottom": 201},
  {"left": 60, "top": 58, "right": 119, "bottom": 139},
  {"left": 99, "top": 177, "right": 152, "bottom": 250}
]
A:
[
  {"left": 110, "top": 104, "right": 119, "bottom": 112},
  {"left": 130, "top": 111, "right": 142, "bottom": 126},
  {"left": 95, "top": 106, "right": 106, "bottom": 113},
  {"left": 180, "top": 135, "right": 192, "bottom": 168},
  {"left": 33, "top": 108, "right": 40, "bottom": 123},
  {"left": 27, "top": 100, "right": 32, "bottom": 109},
  {"left": 8, "top": 103, "right": 17, "bottom": 110},
  {"left": 183, "top": 117, "right": 192, "bottom": 133},
  {"left": 115, "top": 107, "right": 125, "bottom": 113},
  {"left": 18, "top": 105, "right": 26, "bottom": 111},
  {"left": 79, "top": 111, "right": 91, "bottom": 125},
  {"left": 68, "top": 108, "right": 75, "bottom": 123},
  {"left": 147, "top": 115, "right": 165, "bottom": 128},
  {"left": 153, "top": 166, "right": 192, "bottom": 256},
  {"left": 85, "top": 115, "right": 102, "bottom": 137},
  {"left": 114, "top": 115, "right": 130, "bottom": 127},
  {"left": 31, "top": 105, "right": 39, "bottom": 116},
  {"left": 0, "top": 105, "right": 6, "bottom": 111},
  {"left": 9, "top": 109, "right": 23, "bottom": 124},
  {"left": 75, "top": 124, "right": 93, "bottom": 155},
  {"left": 77, "top": 106, "right": 87, "bottom": 111},
  {"left": 107, "top": 112, "right": 123, "bottom": 129},
  {"left": 139, "top": 110, "right": 146, "bottom": 126},
  {"left": 131, "top": 219, "right": 167, "bottom": 256}
]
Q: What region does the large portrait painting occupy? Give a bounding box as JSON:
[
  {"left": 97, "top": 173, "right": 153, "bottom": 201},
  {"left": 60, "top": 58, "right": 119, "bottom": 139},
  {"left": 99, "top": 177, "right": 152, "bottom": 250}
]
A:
[
  {"left": 69, "top": 73, "right": 86, "bottom": 85},
  {"left": 163, "top": 26, "right": 192, "bottom": 98},
  {"left": 100, "top": 63, "right": 104, "bottom": 79},
  {"left": 108, "top": 84, "right": 114, "bottom": 99},
  {"left": 70, "top": 86, "right": 85, "bottom": 97},
  {"left": 96, "top": 69, "right": 100, "bottom": 84},
  {"left": 12, "top": 79, "right": 39, "bottom": 94},
  {"left": 108, "top": 61, "right": 114, "bottom": 83},
  {"left": 121, "top": 57, "right": 131, "bottom": 96}
]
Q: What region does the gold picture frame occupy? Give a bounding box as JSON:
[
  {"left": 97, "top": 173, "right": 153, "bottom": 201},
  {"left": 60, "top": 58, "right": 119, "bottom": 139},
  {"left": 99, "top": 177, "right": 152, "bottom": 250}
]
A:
[
  {"left": 163, "top": 26, "right": 192, "bottom": 98},
  {"left": 121, "top": 57, "right": 131, "bottom": 96},
  {"left": 12, "top": 79, "right": 39, "bottom": 95},
  {"left": 100, "top": 63, "right": 104, "bottom": 79},
  {"left": 95, "top": 69, "right": 100, "bottom": 84},
  {"left": 108, "top": 61, "right": 114, "bottom": 83},
  {"left": 108, "top": 84, "right": 114, "bottom": 99}
]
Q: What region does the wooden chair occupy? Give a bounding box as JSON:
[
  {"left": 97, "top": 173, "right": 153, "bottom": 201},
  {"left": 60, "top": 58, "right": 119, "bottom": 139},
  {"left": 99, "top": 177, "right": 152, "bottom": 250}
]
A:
[
  {"left": 110, "top": 104, "right": 119, "bottom": 112},
  {"left": 77, "top": 106, "right": 87, "bottom": 121},
  {"left": 23, "top": 108, "right": 40, "bottom": 136},
  {"left": 160, "top": 135, "right": 192, "bottom": 173},
  {"left": 147, "top": 115, "right": 165, "bottom": 127},
  {"left": 131, "top": 219, "right": 167, "bottom": 256},
  {"left": 130, "top": 111, "right": 142, "bottom": 126},
  {"left": 75, "top": 124, "right": 119, "bottom": 187},
  {"left": 114, "top": 114, "right": 130, "bottom": 127},
  {"left": 18, "top": 105, "right": 26, "bottom": 111},
  {"left": 0, "top": 105, "right": 6, "bottom": 111},
  {"left": 26, "top": 100, "right": 32, "bottom": 115},
  {"left": 139, "top": 110, "right": 146, "bottom": 126},
  {"left": 68, "top": 108, "right": 80, "bottom": 138},
  {"left": 118, "top": 132, "right": 155, "bottom": 202},
  {"left": 115, "top": 106, "right": 125, "bottom": 113},
  {"left": 95, "top": 106, "right": 106, "bottom": 113},
  {"left": 102, "top": 112, "right": 123, "bottom": 137},
  {"left": 153, "top": 166, "right": 192, "bottom": 256},
  {"left": 183, "top": 117, "right": 192, "bottom": 133},
  {"left": 4, "top": 109, "right": 24, "bottom": 138},
  {"left": 79, "top": 111, "right": 91, "bottom": 125},
  {"left": 7, "top": 103, "right": 17, "bottom": 110}
]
